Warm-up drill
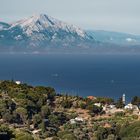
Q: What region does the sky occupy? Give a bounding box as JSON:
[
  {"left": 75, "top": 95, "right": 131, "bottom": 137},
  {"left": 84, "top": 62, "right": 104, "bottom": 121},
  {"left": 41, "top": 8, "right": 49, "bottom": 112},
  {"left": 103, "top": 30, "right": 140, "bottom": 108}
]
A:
[{"left": 0, "top": 0, "right": 140, "bottom": 35}]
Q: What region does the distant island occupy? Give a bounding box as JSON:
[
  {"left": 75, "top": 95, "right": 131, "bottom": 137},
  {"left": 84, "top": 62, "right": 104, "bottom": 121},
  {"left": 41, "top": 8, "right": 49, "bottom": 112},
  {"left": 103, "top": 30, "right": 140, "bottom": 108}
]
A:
[
  {"left": 0, "top": 14, "right": 140, "bottom": 54},
  {"left": 0, "top": 80, "right": 140, "bottom": 140}
]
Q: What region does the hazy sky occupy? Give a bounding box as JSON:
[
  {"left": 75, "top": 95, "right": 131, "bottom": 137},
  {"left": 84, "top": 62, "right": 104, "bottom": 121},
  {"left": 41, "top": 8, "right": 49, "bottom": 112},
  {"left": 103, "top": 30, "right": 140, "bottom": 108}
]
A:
[{"left": 0, "top": 0, "right": 140, "bottom": 34}]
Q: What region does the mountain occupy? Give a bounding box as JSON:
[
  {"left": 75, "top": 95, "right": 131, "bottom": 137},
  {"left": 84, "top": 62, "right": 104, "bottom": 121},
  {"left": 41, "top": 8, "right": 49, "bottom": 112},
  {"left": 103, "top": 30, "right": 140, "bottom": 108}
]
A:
[
  {"left": 0, "top": 22, "right": 10, "bottom": 30},
  {"left": 0, "top": 14, "right": 140, "bottom": 53},
  {"left": 0, "top": 14, "right": 94, "bottom": 53},
  {"left": 87, "top": 30, "right": 140, "bottom": 46}
]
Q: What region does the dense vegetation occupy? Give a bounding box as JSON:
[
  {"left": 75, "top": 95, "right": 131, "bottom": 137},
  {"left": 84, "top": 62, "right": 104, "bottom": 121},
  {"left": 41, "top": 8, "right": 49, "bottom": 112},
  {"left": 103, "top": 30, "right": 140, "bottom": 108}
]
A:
[{"left": 0, "top": 80, "right": 140, "bottom": 140}]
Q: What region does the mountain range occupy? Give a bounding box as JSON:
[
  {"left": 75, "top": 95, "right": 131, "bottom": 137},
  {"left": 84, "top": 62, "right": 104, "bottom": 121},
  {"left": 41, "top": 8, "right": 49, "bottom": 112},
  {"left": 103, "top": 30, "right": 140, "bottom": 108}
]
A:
[
  {"left": 87, "top": 30, "right": 140, "bottom": 46},
  {"left": 0, "top": 14, "right": 140, "bottom": 53}
]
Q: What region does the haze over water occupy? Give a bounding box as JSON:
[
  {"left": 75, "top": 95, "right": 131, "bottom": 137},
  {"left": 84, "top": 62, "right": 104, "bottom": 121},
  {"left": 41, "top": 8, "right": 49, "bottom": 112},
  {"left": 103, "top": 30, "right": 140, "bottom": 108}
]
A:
[{"left": 0, "top": 54, "right": 140, "bottom": 102}]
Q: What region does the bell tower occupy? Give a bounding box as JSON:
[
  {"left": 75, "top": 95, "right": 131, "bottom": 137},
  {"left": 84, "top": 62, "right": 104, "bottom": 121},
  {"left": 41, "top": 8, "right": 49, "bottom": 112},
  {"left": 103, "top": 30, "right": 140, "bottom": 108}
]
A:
[{"left": 122, "top": 93, "right": 126, "bottom": 105}]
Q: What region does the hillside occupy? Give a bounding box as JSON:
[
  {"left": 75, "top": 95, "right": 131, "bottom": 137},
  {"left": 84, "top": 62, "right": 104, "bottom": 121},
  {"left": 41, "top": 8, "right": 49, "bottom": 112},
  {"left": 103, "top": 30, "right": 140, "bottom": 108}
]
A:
[{"left": 0, "top": 80, "right": 140, "bottom": 140}]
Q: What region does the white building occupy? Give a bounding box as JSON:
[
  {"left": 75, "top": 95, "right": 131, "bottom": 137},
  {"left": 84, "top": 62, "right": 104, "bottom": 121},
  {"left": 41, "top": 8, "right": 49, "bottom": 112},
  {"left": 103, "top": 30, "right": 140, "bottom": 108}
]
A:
[
  {"left": 70, "top": 119, "right": 76, "bottom": 124},
  {"left": 94, "top": 103, "right": 102, "bottom": 107},
  {"left": 102, "top": 104, "right": 116, "bottom": 111},
  {"left": 124, "top": 103, "right": 133, "bottom": 109},
  {"left": 15, "top": 81, "right": 21, "bottom": 85},
  {"left": 108, "top": 105, "right": 116, "bottom": 109},
  {"left": 124, "top": 103, "right": 139, "bottom": 111},
  {"left": 70, "top": 117, "right": 84, "bottom": 124},
  {"left": 75, "top": 117, "right": 84, "bottom": 122}
]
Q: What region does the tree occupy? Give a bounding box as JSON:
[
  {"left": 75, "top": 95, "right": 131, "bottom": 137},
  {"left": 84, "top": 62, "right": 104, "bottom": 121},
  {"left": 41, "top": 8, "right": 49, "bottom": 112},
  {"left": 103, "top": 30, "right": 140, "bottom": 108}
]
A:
[
  {"left": 0, "top": 100, "right": 7, "bottom": 118},
  {"left": 46, "top": 87, "right": 56, "bottom": 100},
  {"left": 116, "top": 97, "right": 125, "bottom": 108},
  {"left": 33, "top": 114, "right": 42, "bottom": 128},
  {"left": 0, "top": 125, "right": 14, "bottom": 140},
  {"left": 107, "top": 134, "right": 115, "bottom": 140},
  {"left": 115, "top": 111, "right": 125, "bottom": 117},
  {"left": 131, "top": 96, "right": 140, "bottom": 107},
  {"left": 5, "top": 99, "right": 16, "bottom": 112},
  {"left": 26, "top": 100, "right": 36, "bottom": 117},
  {"left": 35, "top": 86, "right": 56, "bottom": 100},
  {"left": 48, "top": 114, "right": 60, "bottom": 126},
  {"left": 41, "top": 105, "right": 51, "bottom": 118},
  {"left": 120, "top": 121, "right": 140, "bottom": 138},
  {"left": 95, "top": 97, "right": 114, "bottom": 105},
  {"left": 16, "top": 107, "right": 27, "bottom": 124},
  {"left": 79, "top": 101, "right": 86, "bottom": 109},
  {"left": 2, "top": 112, "right": 13, "bottom": 123},
  {"left": 27, "top": 119, "right": 31, "bottom": 130},
  {"left": 61, "top": 99, "right": 72, "bottom": 108},
  {"left": 41, "top": 121, "right": 46, "bottom": 132},
  {"left": 87, "top": 104, "right": 103, "bottom": 115},
  {"left": 62, "top": 134, "right": 77, "bottom": 140},
  {"left": 96, "top": 127, "right": 108, "bottom": 140},
  {"left": 15, "top": 132, "right": 34, "bottom": 140},
  {"left": 52, "top": 136, "right": 60, "bottom": 140},
  {"left": 57, "top": 131, "right": 77, "bottom": 140}
]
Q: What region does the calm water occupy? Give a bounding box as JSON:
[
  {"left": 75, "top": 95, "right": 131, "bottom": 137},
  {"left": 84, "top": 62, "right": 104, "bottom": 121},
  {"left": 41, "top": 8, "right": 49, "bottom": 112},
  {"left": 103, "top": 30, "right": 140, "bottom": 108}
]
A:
[{"left": 0, "top": 54, "right": 140, "bottom": 102}]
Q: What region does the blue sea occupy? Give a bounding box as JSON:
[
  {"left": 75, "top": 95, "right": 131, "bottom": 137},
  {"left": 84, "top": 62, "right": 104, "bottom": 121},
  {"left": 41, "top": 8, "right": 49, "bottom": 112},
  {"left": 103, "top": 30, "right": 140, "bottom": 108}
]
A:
[{"left": 0, "top": 54, "right": 140, "bottom": 102}]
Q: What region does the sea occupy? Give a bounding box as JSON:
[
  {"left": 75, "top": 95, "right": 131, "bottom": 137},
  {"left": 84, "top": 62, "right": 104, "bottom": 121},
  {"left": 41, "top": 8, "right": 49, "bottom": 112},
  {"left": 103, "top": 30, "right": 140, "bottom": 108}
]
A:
[{"left": 0, "top": 53, "right": 140, "bottom": 102}]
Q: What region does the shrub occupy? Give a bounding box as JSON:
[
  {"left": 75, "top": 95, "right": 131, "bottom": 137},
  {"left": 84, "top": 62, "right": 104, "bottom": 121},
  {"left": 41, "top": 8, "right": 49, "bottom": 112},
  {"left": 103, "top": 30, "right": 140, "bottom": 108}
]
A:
[
  {"left": 57, "top": 131, "right": 76, "bottom": 139},
  {"left": 62, "top": 134, "right": 77, "bottom": 140},
  {"left": 61, "top": 100, "right": 72, "bottom": 108},
  {"left": 0, "top": 125, "right": 14, "bottom": 140},
  {"left": 33, "top": 114, "right": 42, "bottom": 128},
  {"left": 114, "top": 111, "right": 125, "bottom": 117},
  {"left": 52, "top": 136, "right": 60, "bottom": 140},
  {"left": 16, "top": 133, "right": 34, "bottom": 140},
  {"left": 132, "top": 114, "right": 138, "bottom": 120},
  {"left": 120, "top": 121, "right": 140, "bottom": 138}
]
